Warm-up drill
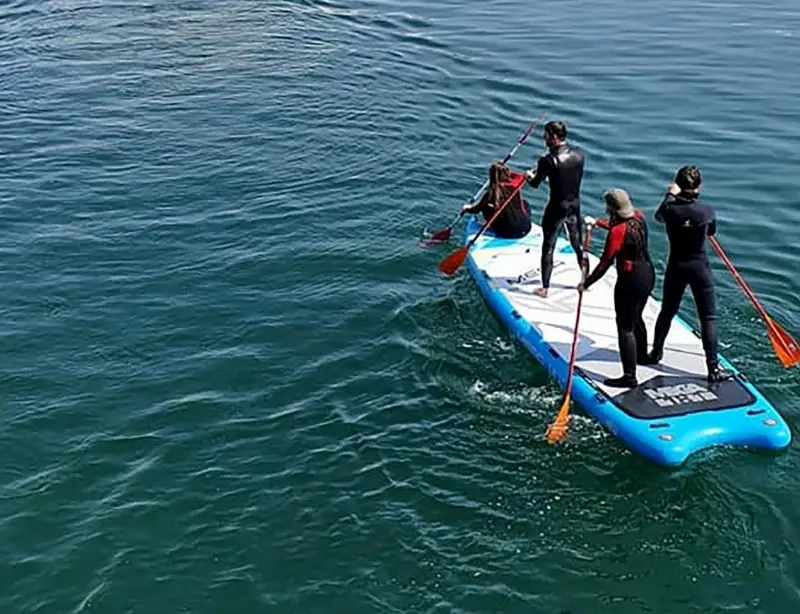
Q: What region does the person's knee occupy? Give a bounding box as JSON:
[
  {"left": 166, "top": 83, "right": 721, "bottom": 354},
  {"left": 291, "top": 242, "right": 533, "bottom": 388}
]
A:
[
  {"left": 699, "top": 311, "right": 717, "bottom": 325},
  {"left": 655, "top": 305, "right": 677, "bottom": 325},
  {"left": 657, "top": 297, "right": 678, "bottom": 318},
  {"left": 693, "top": 292, "right": 716, "bottom": 321},
  {"left": 617, "top": 327, "right": 635, "bottom": 349},
  {"left": 660, "top": 288, "right": 684, "bottom": 316},
  {"left": 616, "top": 310, "right": 635, "bottom": 332},
  {"left": 541, "top": 236, "right": 557, "bottom": 255},
  {"left": 618, "top": 323, "right": 635, "bottom": 336}
]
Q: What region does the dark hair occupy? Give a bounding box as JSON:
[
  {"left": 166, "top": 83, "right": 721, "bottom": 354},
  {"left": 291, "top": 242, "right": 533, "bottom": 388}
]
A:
[
  {"left": 675, "top": 165, "right": 702, "bottom": 192},
  {"left": 488, "top": 161, "right": 511, "bottom": 207},
  {"left": 544, "top": 121, "right": 567, "bottom": 141}
]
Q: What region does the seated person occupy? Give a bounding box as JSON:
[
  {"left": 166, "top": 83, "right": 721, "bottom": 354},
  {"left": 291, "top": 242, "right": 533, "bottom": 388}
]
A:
[{"left": 461, "top": 161, "right": 531, "bottom": 239}]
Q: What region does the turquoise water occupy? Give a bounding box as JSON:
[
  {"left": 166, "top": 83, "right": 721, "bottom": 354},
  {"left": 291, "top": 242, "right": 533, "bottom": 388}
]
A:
[{"left": 2, "top": 0, "right": 800, "bottom": 611}]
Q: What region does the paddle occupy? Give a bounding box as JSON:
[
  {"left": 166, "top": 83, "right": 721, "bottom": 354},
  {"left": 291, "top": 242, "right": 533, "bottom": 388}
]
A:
[
  {"left": 709, "top": 236, "right": 800, "bottom": 368},
  {"left": 438, "top": 169, "right": 532, "bottom": 276},
  {"left": 545, "top": 223, "right": 594, "bottom": 444},
  {"left": 422, "top": 115, "right": 545, "bottom": 246}
]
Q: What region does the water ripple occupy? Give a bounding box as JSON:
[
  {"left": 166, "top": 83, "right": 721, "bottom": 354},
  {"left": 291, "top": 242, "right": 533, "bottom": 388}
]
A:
[{"left": 2, "top": 0, "right": 800, "bottom": 612}]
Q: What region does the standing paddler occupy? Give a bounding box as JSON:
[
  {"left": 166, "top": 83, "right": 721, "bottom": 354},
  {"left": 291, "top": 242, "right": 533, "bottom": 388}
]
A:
[
  {"left": 644, "top": 165, "right": 732, "bottom": 383},
  {"left": 524, "top": 120, "right": 587, "bottom": 298},
  {"left": 579, "top": 189, "right": 656, "bottom": 388}
]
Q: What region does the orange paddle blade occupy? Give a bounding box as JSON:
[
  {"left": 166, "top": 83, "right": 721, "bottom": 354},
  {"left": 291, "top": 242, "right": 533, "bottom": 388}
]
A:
[
  {"left": 767, "top": 317, "right": 800, "bottom": 368},
  {"left": 545, "top": 395, "right": 571, "bottom": 444},
  {"left": 543, "top": 228, "right": 593, "bottom": 445},
  {"left": 427, "top": 227, "right": 452, "bottom": 242},
  {"left": 709, "top": 237, "right": 799, "bottom": 368},
  {"left": 438, "top": 246, "right": 469, "bottom": 276}
]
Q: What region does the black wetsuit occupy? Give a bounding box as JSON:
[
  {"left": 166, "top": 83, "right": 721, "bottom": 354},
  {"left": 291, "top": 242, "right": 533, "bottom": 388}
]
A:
[
  {"left": 466, "top": 172, "right": 532, "bottom": 239},
  {"left": 650, "top": 192, "right": 719, "bottom": 369},
  {"left": 584, "top": 211, "right": 655, "bottom": 381},
  {"left": 527, "top": 143, "right": 585, "bottom": 287}
]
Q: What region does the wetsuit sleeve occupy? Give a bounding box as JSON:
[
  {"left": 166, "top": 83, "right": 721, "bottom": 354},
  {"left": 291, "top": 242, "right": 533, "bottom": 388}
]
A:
[
  {"left": 707, "top": 207, "right": 717, "bottom": 236},
  {"left": 594, "top": 218, "right": 610, "bottom": 230},
  {"left": 508, "top": 171, "right": 526, "bottom": 189},
  {"left": 584, "top": 223, "right": 626, "bottom": 289},
  {"left": 526, "top": 154, "right": 551, "bottom": 189},
  {"left": 463, "top": 190, "right": 491, "bottom": 215},
  {"left": 654, "top": 194, "right": 673, "bottom": 223}
]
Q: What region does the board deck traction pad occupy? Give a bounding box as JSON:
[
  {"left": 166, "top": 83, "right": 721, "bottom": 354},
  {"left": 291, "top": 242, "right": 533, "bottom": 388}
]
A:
[{"left": 462, "top": 216, "right": 791, "bottom": 466}]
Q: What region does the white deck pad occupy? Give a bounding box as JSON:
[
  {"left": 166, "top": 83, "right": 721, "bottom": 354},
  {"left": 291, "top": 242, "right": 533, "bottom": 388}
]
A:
[{"left": 469, "top": 225, "right": 711, "bottom": 401}]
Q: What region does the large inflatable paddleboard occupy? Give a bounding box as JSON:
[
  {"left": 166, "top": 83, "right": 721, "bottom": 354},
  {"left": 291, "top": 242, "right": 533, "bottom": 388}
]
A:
[{"left": 462, "top": 215, "right": 791, "bottom": 466}]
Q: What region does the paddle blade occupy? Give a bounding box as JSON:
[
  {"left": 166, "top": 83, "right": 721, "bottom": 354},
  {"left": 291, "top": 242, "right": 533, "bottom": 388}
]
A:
[
  {"left": 428, "top": 227, "right": 452, "bottom": 242},
  {"left": 768, "top": 317, "right": 800, "bottom": 368},
  {"left": 438, "top": 246, "right": 469, "bottom": 276},
  {"left": 419, "top": 227, "right": 453, "bottom": 248},
  {"left": 545, "top": 395, "right": 571, "bottom": 444}
]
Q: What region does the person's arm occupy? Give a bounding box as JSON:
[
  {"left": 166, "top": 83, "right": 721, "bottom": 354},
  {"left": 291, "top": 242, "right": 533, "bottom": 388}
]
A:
[
  {"left": 655, "top": 184, "right": 681, "bottom": 223},
  {"left": 583, "top": 223, "right": 626, "bottom": 289},
  {"left": 462, "top": 189, "right": 491, "bottom": 215},
  {"left": 707, "top": 207, "right": 717, "bottom": 237},
  {"left": 583, "top": 215, "right": 607, "bottom": 229},
  {"left": 654, "top": 194, "right": 672, "bottom": 224},
  {"left": 525, "top": 155, "right": 550, "bottom": 189}
]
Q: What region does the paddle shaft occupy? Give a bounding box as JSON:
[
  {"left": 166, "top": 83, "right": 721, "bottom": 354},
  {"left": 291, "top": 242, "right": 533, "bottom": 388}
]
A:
[
  {"left": 545, "top": 224, "right": 593, "bottom": 441},
  {"left": 709, "top": 236, "right": 771, "bottom": 323},
  {"left": 444, "top": 115, "right": 545, "bottom": 229},
  {"left": 709, "top": 235, "right": 799, "bottom": 364},
  {"left": 563, "top": 227, "right": 593, "bottom": 397}
]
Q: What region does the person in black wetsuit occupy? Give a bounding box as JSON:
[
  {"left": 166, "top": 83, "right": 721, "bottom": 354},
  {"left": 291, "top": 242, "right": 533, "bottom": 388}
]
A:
[
  {"left": 524, "top": 120, "right": 586, "bottom": 298},
  {"left": 461, "top": 161, "right": 532, "bottom": 239},
  {"left": 644, "top": 165, "right": 731, "bottom": 383},
  {"left": 578, "top": 189, "right": 655, "bottom": 388}
]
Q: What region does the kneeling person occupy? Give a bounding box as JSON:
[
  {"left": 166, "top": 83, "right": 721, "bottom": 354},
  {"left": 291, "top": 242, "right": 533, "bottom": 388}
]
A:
[
  {"left": 461, "top": 161, "right": 532, "bottom": 239},
  {"left": 579, "top": 189, "right": 655, "bottom": 388}
]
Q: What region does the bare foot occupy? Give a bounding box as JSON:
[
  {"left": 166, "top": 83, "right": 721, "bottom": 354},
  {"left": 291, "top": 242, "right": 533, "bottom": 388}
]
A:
[{"left": 533, "top": 287, "right": 548, "bottom": 298}]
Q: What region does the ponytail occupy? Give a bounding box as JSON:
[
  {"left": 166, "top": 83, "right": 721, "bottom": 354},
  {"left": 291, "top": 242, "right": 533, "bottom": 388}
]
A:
[{"left": 489, "top": 161, "right": 511, "bottom": 208}]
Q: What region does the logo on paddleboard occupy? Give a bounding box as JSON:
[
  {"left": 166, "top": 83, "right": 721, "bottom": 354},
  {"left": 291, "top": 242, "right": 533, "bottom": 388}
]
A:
[{"left": 643, "top": 382, "right": 718, "bottom": 408}]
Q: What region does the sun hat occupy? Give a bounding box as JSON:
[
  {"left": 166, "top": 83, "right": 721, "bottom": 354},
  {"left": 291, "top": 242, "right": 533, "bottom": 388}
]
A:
[{"left": 603, "top": 188, "right": 634, "bottom": 219}]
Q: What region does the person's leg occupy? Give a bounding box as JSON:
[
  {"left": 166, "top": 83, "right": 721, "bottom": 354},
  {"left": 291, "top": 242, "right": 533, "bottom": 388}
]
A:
[
  {"left": 535, "top": 206, "right": 563, "bottom": 298},
  {"left": 605, "top": 279, "right": 639, "bottom": 388},
  {"left": 687, "top": 263, "right": 731, "bottom": 381},
  {"left": 646, "top": 264, "right": 687, "bottom": 364},
  {"left": 564, "top": 207, "right": 584, "bottom": 273},
  {"left": 634, "top": 264, "right": 655, "bottom": 364}
]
